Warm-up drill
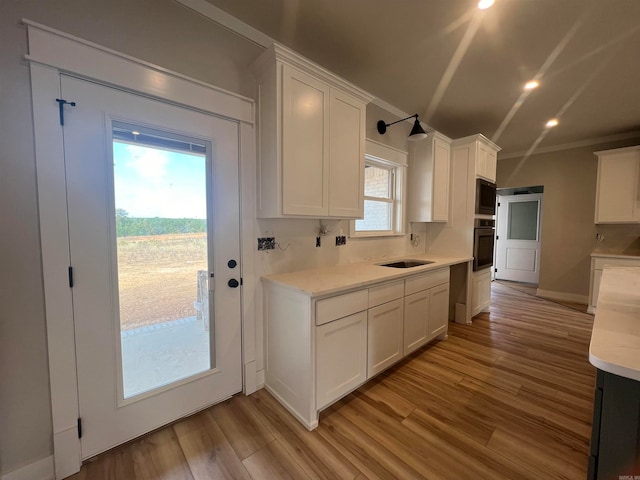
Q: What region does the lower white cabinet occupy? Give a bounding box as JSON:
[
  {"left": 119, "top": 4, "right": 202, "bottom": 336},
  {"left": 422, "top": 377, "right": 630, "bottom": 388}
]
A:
[
  {"left": 263, "top": 266, "right": 451, "bottom": 430},
  {"left": 404, "top": 268, "right": 451, "bottom": 354},
  {"left": 367, "top": 298, "right": 404, "bottom": 378},
  {"left": 428, "top": 283, "right": 450, "bottom": 338},
  {"left": 316, "top": 311, "right": 368, "bottom": 409},
  {"left": 471, "top": 269, "right": 491, "bottom": 317},
  {"left": 404, "top": 290, "right": 430, "bottom": 354}
]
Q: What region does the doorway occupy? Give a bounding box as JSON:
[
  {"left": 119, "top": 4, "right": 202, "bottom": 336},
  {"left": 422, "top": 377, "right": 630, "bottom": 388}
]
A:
[
  {"left": 62, "top": 75, "right": 242, "bottom": 459},
  {"left": 495, "top": 187, "right": 544, "bottom": 284}
]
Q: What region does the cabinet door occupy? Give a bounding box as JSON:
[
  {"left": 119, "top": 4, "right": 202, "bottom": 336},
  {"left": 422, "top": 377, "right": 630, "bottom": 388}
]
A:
[
  {"left": 595, "top": 151, "right": 640, "bottom": 223},
  {"left": 477, "top": 143, "right": 497, "bottom": 183},
  {"left": 316, "top": 311, "right": 367, "bottom": 409},
  {"left": 403, "top": 290, "right": 430, "bottom": 355},
  {"left": 408, "top": 135, "right": 450, "bottom": 223},
  {"left": 428, "top": 283, "right": 449, "bottom": 339},
  {"left": 367, "top": 299, "right": 404, "bottom": 378},
  {"left": 471, "top": 270, "right": 491, "bottom": 316},
  {"left": 282, "top": 65, "right": 329, "bottom": 216},
  {"left": 432, "top": 137, "right": 450, "bottom": 221},
  {"left": 329, "top": 89, "right": 365, "bottom": 218}
]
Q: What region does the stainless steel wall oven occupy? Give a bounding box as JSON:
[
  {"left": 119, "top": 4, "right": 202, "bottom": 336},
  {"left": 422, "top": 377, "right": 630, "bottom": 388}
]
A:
[{"left": 473, "top": 218, "right": 495, "bottom": 271}]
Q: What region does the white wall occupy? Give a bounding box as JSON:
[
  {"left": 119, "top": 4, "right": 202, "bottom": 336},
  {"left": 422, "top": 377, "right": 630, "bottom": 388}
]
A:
[{"left": 0, "top": 1, "right": 424, "bottom": 475}]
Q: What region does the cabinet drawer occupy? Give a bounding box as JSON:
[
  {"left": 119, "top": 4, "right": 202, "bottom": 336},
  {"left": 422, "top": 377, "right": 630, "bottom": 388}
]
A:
[
  {"left": 405, "top": 268, "right": 450, "bottom": 296},
  {"left": 316, "top": 289, "right": 369, "bottom": 326},
  {"left": 368, "top": 280, "right": 404, "bottom": 308}
]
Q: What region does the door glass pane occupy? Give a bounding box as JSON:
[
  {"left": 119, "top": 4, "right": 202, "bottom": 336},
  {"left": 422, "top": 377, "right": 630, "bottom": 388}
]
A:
[
  {"left": 112, "top": 125, "right": 212, "bottom": 399},
  {"left": 508, "top": 201, "right": 538, "bottom": 240}
]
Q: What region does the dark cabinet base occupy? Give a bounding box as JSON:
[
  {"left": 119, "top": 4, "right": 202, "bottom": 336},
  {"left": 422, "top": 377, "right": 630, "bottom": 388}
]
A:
[{"left": 589, "top": 369, "right": 640, "bottom": 480}]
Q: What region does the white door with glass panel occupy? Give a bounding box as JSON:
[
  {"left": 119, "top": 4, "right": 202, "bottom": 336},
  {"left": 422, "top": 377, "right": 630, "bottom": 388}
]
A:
[
  {"left": 495, "top": 193, "right": 542, "bottom": 284},
  {"left": 61, "top": 75, "right": 242, "bottom": 459}
]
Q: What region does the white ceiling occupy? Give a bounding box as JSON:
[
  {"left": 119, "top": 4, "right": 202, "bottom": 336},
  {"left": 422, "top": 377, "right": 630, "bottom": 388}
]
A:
[{"left": 201, "top": 0, "right": 640, "bottom": 156}]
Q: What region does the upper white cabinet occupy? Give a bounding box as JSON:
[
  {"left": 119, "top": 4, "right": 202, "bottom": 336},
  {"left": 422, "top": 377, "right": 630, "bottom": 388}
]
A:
[
  {"left": 452, "top": 134, "right": 500, "bottom": 184},
  {"left": 252, "top": 43, "right": 373, "bottom": 218},
  {"left": 594, "top": 146, "right": 640, "bottom": 223},
  {"left": 408, "top": 132, "right": 451, "bottom": 222},
  {"left": 476, "top": 141, "right": 498, "bottom": 183}
]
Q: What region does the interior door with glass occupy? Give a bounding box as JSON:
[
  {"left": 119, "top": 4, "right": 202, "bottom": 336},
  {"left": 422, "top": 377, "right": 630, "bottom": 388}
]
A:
[
  {"left": 495, "top": 193, "right": 543, "bottom": 284},
  {"left": 61, "top": 75, "right": 242, "bottom": 459}
]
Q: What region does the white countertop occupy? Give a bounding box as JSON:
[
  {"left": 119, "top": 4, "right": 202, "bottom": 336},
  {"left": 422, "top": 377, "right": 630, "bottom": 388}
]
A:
[
  {"left": 589, "top": 266, "right": 640, "bottom": 381},
  {"left": 591, "top": 252, "right": 640, "bottom": 259},
  {"left": 262, "top": 254, "right": 472, "bottom": 297}
]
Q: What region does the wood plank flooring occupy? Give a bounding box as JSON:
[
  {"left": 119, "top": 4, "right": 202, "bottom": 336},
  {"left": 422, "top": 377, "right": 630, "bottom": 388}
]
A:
[{"left": 70, "top": 282, "right": 596, "bottom": 479}]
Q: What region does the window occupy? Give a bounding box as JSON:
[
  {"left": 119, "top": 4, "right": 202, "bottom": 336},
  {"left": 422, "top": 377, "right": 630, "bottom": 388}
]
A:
[{"left": 351, "top": 144, "right": 405, "bottom": 237}]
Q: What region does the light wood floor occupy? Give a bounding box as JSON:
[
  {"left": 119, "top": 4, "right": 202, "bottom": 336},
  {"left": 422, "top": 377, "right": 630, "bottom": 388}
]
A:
[
  {"left": 494, "top": 280, "right": 589, "bottom": 313},
  {"left": 70, "top": 282, "right": 596, "bottom": 479}
]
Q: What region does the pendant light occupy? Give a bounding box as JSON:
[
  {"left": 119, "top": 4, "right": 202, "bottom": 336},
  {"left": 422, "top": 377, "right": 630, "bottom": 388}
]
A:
[{"left": 377, "top": 114, "right": 428, "bottom": 141}]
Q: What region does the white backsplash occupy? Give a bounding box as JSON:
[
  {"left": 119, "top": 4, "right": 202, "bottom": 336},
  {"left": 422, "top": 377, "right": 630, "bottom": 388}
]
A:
[{"left": 254, "top": 218, "right": 427, "bottom": 276}]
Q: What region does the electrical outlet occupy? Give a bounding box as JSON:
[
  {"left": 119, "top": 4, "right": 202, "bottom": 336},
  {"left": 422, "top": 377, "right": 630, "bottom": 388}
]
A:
[
  {"left": 257, "top": 237, "right": 276, "bottom": 250},
  {"left": 335, "top": 235, "right": 346, "bottom": 246}
]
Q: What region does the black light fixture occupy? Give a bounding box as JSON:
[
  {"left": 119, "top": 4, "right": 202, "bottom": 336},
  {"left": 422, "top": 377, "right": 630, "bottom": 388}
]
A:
[{"left": 377, "top": 114, "right": 428, "bottom": 141}]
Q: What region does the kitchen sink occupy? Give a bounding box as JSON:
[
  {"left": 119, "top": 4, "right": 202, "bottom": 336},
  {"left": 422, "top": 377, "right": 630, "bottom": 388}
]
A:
[{"left": 379, "top": 259, "right": 435, "bottom": 268}]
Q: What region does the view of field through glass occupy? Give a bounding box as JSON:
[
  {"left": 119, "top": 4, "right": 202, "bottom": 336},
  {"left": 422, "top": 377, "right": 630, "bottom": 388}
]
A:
[{"left": 112, "top": 129, "right": 212, "bottom": 398}]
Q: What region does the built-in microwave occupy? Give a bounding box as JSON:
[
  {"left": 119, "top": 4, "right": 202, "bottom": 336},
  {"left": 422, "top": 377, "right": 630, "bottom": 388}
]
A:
[{"left": 476, "top": 178, "right": 497, "bottom": 215}]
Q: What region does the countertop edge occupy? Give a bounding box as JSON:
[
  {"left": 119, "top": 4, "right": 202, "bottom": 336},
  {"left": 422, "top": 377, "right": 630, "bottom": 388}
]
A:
[
  {"left": 590, "top": 252, "right": 640, "bottom": 259},
  {"left": 589, "top": 351, "right": 640, "bottom": 382},
  {"left": 261, "top": 256, "right": 473, "bottom": 298}
]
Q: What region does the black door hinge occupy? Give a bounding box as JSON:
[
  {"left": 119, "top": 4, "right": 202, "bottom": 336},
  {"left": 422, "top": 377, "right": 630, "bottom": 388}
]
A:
[
  {"left": 77, "top": 418, "right": 82, "bottom": 438},
  {"left": 55, "top": 98, "right": 76, "bottom": 126},
  {"left": 497, "top": 202, "right": 501, "bottom": 207},
  {"left": 496, "top": 235, "right": 499, "bottom": 240},
  {"left": 68, "top": 266, "right": 74, "bottom": 288},
  {"left": 494, "top": 268, "right": 498, "bottom": 273},
  {"left": 240, "top": 277, "right": 244, "bottom": 286}
]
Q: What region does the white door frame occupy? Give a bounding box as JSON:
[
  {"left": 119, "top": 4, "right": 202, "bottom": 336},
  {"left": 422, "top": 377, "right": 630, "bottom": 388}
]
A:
[{"left": 26, "top": 20, "right": 257, "bottom": 479}]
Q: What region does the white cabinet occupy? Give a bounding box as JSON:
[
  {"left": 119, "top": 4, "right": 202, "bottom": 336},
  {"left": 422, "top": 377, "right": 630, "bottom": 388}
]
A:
[
  {"left": 471, "top": 269, "right": 491, "bottom": 317},
  {"left": 428, "top": 282, "right": 450, "bottom": 338},
  {"left": 589, "top": 255, "right": 640, "bottom": 313},
  {"left": 594, "top": 146, "right": 640, "bottom": 223},
  {"left": 403, "top": 290, "right": 430, "bottom": 355},
  {"left": 316, "top": 311, "right": 368, "bottom": 409},
  {"left": 403, "top": 268, "right": 451, "bottom": 354},
  {"left": 367, "top": 299, "right": 404, "bottom": 377},
  {"left": 263, "top": 266, "right": 450, "bottom": 430},
  {"left": 408, "top": 132, "right": 451, "bottom": 222},
  {"left": 252, "top": 43, "right": 373, "bottom": 219},
  {"left": 452, "top": 134, "right": 500, "bottom": 185},
  {"left": 477, "top": 141, "right": 498, "bottom": 183}
]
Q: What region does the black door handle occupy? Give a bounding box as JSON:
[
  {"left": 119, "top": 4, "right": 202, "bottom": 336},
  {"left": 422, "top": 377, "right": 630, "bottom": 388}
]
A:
[{"left": 228, "top": 279, "right": 239, "bottom": 288}]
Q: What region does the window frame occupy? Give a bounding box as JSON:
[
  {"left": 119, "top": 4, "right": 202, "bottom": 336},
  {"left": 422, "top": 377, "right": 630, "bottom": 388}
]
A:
[{"left": 350, "top": 143, "right": 406, "bottom": 238}]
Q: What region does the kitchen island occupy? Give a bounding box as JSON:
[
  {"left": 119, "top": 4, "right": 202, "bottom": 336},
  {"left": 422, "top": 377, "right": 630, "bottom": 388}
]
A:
[
  {"left": 588, "top": 266, "right": 640, "bottom": 479},
  {"left": 262, "top": 254, "right": 472, "bottom": 429}
]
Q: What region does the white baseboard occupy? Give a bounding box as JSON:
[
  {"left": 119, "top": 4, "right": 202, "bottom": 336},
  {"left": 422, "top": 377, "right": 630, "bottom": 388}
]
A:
[
  {"left": 1, "top": 456, "right": 54, "bottom": 480},
  {"left": 536, "top": 288, "right": 589, "bottom": 305}
]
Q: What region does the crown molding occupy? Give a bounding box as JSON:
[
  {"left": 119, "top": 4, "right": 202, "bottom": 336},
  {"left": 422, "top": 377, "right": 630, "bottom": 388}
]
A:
[
  {"left": 174, "top": 0, "right": 273, "bottom": 48},
  {"left": 499, "top": 131, "right": 640, "bottom": 160}
]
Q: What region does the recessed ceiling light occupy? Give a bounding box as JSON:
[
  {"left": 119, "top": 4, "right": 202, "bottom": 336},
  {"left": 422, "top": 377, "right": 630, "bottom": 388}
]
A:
[
  {"left": 524, "top": 80, "right": 539, "bottom": 90},
  {"left": 545, "top": 119, "right": 559, "bottom": 128},
  {"left": 478, "top": 0, "right": 495, "bottom": 9}
]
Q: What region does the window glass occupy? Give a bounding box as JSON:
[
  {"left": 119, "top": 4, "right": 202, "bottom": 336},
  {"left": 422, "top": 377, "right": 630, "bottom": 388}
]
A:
[{"left": 353, "top": 157, "right": 401, "bottom": 235}]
